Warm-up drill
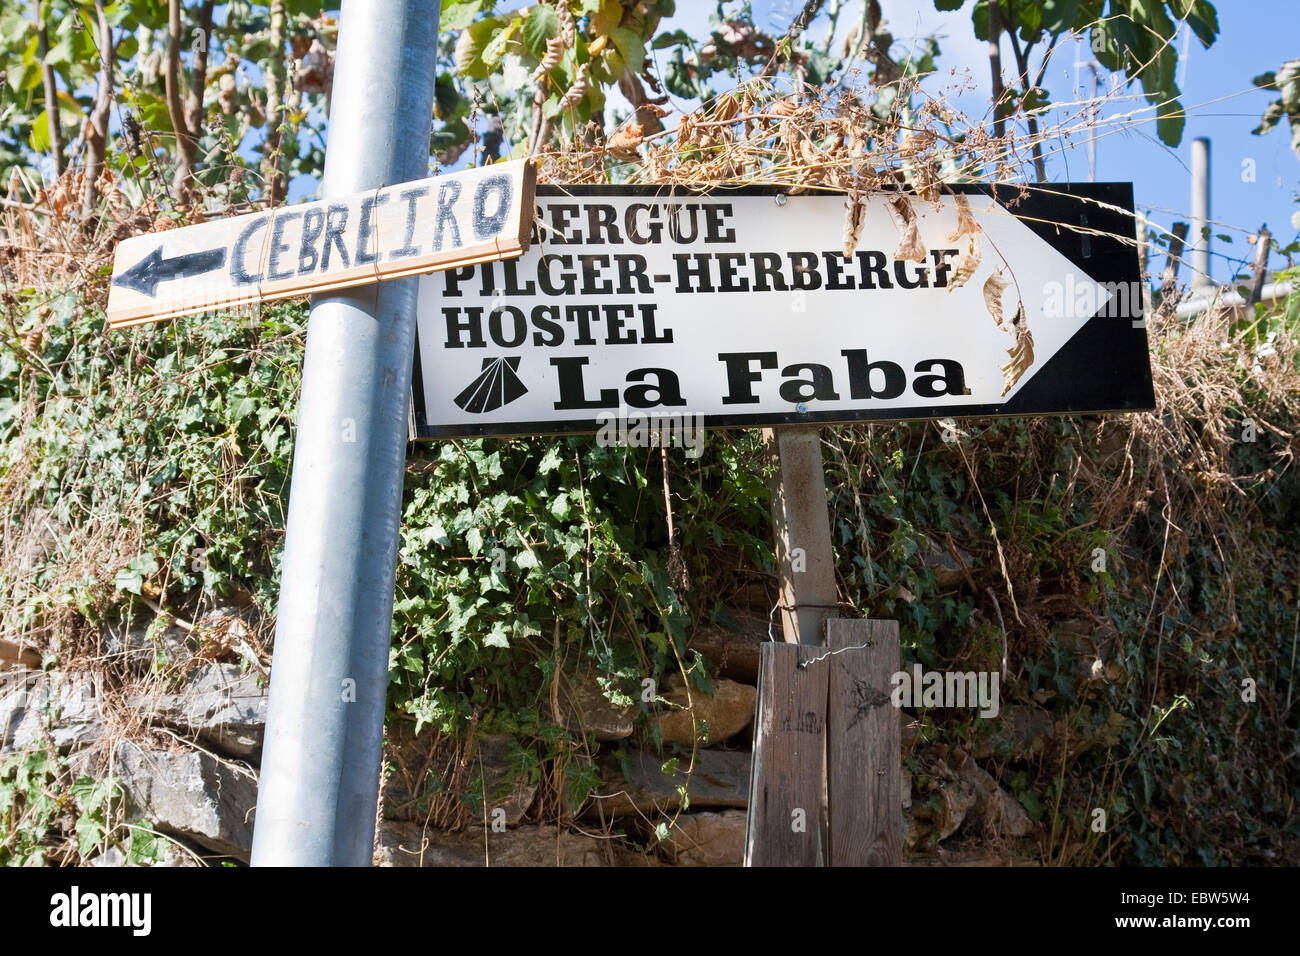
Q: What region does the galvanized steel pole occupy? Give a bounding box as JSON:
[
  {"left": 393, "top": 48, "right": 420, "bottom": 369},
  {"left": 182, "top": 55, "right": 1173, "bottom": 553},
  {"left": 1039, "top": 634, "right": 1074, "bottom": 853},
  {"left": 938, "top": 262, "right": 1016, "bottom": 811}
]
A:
[
  {"left": 1190, "top": 136, "right": 1211, "bottom": 288},
  {"left": 251, "top": 0, "right": 440, "bottom": 866}
]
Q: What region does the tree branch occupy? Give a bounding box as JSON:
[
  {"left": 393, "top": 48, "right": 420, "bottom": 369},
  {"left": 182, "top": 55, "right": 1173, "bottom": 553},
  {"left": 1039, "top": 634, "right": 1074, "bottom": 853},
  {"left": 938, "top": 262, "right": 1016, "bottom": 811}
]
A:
[
  {"left": 988, "top": 0, "right": 1006, "bottom": 146},
  {"left": 165, "top": 0, "right": 215, "bottom": 201},
  {"left": 1248, "top": 225, "right": 1271, "bottom": 306},
  {"left": 164, "top": 0, "right": 195, "bottom": 195},
  {"left": 35, "top": 2, "right": 65, "bottom": 176},
  {"left": 262, "top": 0, "right": 288, "bottom": 205},
  {"left": 83, "top": 0, "right": 114, "bottom": 215},
  {"left": 757, "top": 0, "right": 827, "bottom": 80},
  {"left": 1003, "top": 4, "right": 1048, "bottom": 181},
  {"left": 186, "top": 1, "right": 216, "bottom": 136}
]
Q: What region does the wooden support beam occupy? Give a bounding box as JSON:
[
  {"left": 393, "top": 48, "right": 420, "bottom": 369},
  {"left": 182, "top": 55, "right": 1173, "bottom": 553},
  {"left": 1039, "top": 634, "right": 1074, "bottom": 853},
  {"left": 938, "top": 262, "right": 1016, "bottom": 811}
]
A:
[
  {"left": 745, "top": 641, "right": 828, "bottom": 866},
  {"left": 763, "top": 426, "right": 838, "bottom": 645},
  {"left": 1247, "top": 224, "right": 1271, "bottom": 306},
  {"left": 826, "top": 619, "right": 901, "bottom": 866}
]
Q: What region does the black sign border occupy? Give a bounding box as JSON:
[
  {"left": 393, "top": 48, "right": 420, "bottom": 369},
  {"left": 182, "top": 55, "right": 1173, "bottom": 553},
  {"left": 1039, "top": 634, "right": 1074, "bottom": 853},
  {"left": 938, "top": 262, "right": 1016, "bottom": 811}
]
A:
[{"left": 410, "top": 182, "right": 1152, "bottom": 440}]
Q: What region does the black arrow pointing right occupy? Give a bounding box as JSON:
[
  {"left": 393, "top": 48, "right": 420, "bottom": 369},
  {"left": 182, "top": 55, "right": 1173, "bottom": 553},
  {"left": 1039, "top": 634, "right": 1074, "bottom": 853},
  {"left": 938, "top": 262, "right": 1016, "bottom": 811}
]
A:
[{"left": 114, "top": 246, "right": 228, "bottom": 297}]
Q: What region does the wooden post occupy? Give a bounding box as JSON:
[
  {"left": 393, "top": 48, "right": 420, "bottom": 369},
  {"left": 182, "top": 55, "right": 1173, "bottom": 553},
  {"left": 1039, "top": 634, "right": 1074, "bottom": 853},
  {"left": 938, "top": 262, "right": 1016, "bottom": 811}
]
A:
[
  {"left": 1247, "top": 225, "right": 1271, "bottom": 306},
  {"left": 745, "top": 621, "right": 903, "bottom": 866},
  {"left": 745, "top": 642, "right": 827, "bottom": 866},
  {"left": 826, "top": 619, "right": 902, "bottom": 866},
  {"left": 1159, "top": 221, "right": 1189, "bottom": 311},
  {"left": 763, "top": 426, "right": 838, "bottom": 645}
]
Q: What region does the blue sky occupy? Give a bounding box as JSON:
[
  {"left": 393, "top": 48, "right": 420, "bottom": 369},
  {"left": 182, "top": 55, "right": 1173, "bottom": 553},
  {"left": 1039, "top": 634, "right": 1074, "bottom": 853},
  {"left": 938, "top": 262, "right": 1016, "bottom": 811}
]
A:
[
  {"left": 729, "top": 0, "right": 1299, "bottom": 284},
  {"left": 286, "top": 0, "right": 1298, "bottom": 284}
]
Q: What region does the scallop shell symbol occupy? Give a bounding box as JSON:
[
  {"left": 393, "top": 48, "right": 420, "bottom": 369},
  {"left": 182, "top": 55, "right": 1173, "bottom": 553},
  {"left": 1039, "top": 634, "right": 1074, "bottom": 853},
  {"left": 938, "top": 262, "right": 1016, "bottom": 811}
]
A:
[{"left": 454, "top": 356, "right": 528, "bottom": 414}]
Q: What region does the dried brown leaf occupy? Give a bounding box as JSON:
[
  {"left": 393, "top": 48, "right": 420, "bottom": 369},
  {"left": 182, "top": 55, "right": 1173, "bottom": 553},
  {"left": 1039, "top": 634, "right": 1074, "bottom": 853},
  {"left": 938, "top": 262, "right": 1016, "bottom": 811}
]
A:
[
  {"left": 983, "top": 268, "right": 1011, "bottom": 325},
  {"left": 556, "top": 64, "right": 589, "bottom": 111},
  {"left": 842, "top": 194, "right": 867, "bottom": 258},
  {"left": 769, "top": 96, "right": 799, "bottom": 117},
  {"left": 712, "top": 93, "right": 740, "bottom": 124},
  {"left": 1000, "top": 304, "right": 1034, "bottom": 395},
  {"left": 531, "top": 36, "right": 565, "bottom": 83},
  {"left": 948, "top": 234, "right": 982, "bottom": 291},
  {"left": 889, "top": 195, "right": 926, "bottom": 262},
  {"left": 899, "top": 130, "right": 936, "bottom": 156},
  {"left": 948, "top": 193, "right": 979, "bottom": 241}
]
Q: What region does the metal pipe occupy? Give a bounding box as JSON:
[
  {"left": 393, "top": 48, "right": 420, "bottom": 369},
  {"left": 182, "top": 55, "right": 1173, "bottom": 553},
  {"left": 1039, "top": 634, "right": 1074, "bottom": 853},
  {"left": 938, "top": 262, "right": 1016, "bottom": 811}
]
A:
[
  {"left": 1174, "top": 280, "right": 1294, "bottom": 318},
  {"left": 1190, "top": 137, "right": 1211, "bottom": 288},
  {"left": 250, "top": 0, "right": 440, "bottom": 867}
]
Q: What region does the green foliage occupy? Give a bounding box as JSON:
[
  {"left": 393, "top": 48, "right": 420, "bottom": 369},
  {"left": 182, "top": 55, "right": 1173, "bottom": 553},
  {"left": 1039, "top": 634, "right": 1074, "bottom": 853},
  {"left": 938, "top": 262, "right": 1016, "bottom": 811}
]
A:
[
  {"left": 0, "top": 748, "right": 60, "bottom": 865},
  {"left": 2, "top": 286, "right": 770, "bottom": 814},
  {"left": 0, "top": 0, "right": 1231, "bottom": 200},
  {"left": 2, "top": 0, "right": 333, "bottom": 203},
  {"left": 0, "top": 744, "right": 160, "bottom": 865},
  {"left": 942, "top": 0, "right": 1219, "bottom": 147},
  {"left": 4, "top": 281, "right": 1300, "bottom": 861},
  {"left": 830, "top": 396, "right": 1300, "bottom": 864},
  {"left": 0, "top": 293, "right": 302, "bottom": 632},
  {"left": 391, "top": 428, "right": 769, "bottom": 736},
  {"left": 1253, "top": 59, "right": 1300, "bottom": 158}
]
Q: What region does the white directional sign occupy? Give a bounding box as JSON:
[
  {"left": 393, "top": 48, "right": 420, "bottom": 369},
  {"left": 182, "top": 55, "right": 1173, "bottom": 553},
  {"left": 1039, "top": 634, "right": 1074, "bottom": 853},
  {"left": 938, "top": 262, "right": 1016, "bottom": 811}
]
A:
[
  {"left": 410, "top": 184, "right": 1151, "bottom": 437},
  {"left": 107, "top": 159, "right": 535, "bottom": 328}
]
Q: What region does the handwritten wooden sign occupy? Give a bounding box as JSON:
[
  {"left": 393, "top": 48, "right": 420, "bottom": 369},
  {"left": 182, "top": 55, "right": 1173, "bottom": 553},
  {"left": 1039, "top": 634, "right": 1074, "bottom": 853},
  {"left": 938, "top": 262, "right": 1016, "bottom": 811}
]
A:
[{"left": 106, "top": 159, "right": 535, "bottom": 328}]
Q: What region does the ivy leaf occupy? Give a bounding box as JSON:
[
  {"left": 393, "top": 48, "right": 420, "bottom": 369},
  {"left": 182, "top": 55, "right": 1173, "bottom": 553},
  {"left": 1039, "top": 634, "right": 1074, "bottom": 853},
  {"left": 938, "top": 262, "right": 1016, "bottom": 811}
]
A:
[
  {"left": 483, "top": 623, "right": 510, "bottom": 648},
  {"left": 114, "top": 553, "right": 158, "bottom": 595},
  {"left": 75, "top": 812, "right": 104, "bottom": 859},
  {"left": 538, "top": 445, "right": 563, "bottom": 474},
  {"left": 1018, "top": 789, "right": 1044, "bottom": 821},
  {"left": 126, "top": 821, "right": 167, "bottom": 865}
]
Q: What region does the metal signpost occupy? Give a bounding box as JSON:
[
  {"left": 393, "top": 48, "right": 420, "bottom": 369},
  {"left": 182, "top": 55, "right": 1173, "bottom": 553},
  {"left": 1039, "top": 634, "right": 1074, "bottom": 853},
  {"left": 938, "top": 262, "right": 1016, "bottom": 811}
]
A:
[
  {"left": 102, "top": 1, "right": 541, "bottom": 867},
  {"left": 246, "top": 0, "right": 445, "bottom": 868}
]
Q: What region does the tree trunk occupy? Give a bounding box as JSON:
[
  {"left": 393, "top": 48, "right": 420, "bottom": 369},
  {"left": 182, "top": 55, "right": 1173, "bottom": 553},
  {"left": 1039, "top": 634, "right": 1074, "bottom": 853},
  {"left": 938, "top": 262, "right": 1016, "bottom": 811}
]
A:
[
  {"left": 262, "top": 0, "right": 289, "bottom": 205},
  {"left": 164, "top": 0, "right": 215, "bottom": 202},
  {"left": 1003, "top": 5, "right": 1054, "bottom": 182},
  {"left": 83, "top": 0, "right": 114, "bottom": 215},
  {"left": 35, "top": 3, "right": 65, "bottom": 176},
  {"left": 987, "top": 0, "right": 1008, "bottom": 178}
]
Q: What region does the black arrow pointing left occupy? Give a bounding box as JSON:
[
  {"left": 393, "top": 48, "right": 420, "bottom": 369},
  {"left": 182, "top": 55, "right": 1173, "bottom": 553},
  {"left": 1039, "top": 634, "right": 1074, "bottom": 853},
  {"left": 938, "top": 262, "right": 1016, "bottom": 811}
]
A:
[{"left": 114, "top": 246, "right": 228, "bottom": 297}]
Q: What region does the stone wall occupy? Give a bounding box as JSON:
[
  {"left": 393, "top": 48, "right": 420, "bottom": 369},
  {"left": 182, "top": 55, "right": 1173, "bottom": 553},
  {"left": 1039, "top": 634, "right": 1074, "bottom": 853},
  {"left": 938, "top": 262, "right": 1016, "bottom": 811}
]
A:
[{"left": 1, "top": 601, "right": 1054, "bottom": 866}]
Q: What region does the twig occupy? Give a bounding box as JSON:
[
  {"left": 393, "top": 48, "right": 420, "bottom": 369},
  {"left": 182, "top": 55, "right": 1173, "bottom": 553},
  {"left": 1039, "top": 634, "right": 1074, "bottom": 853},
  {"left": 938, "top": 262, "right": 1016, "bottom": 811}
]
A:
[{"left": 757, "top": 0, "right": 828, "bottom": 80}]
